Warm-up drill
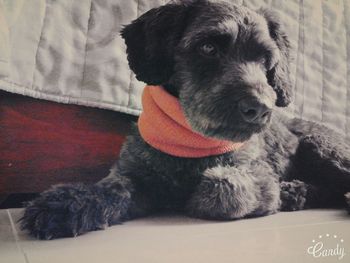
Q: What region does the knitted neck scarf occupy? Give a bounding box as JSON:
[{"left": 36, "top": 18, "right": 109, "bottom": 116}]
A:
[{"left": 138, "top": 85, "right": 244, "bottom": 158}]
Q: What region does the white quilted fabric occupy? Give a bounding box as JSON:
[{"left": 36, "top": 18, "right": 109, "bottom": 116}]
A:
[
  {"left": 0, "top": 0, "right": 9, "bottom": 78},
  {"left": 0, "top": 0, "right": 349, "bottom": 137},
  {"left": 0, "top": 0, "right": 167, "bottom": 116}
]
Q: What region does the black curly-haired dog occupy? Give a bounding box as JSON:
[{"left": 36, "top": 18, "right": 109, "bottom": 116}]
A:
[{"left": 21, "top": 0, "right": 350, "bottom": 239}]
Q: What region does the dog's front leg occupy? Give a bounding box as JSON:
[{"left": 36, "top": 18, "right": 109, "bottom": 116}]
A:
[
  {"left": 186, "top": 161, "right": 280, "bottom": 220},
  {"left": 20, "top": 171, "right": 133, "bottom": 240}
]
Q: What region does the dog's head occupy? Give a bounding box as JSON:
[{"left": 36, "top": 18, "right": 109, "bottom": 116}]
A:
[{"left": 121, "top": 0, "right": 292, "bottom": 142}]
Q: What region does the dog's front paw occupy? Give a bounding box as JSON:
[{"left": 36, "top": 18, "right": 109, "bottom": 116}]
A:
[
  {"left": 280, "top": 180, "right": 307, "bottom": 211},
  {"left": 20, "top": 184, "right": 109, "bottom": 240},
  {"left": 186, "top": 166, "right": 258, "bottom": 220}
]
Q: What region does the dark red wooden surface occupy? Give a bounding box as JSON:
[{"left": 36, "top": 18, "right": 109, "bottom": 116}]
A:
[{"left": 0, "top": 91, "right": 135, "bottom": 194}]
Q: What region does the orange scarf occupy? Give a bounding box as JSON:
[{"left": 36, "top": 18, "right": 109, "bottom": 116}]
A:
[{"left": 138, "top": 85, "right": 244, "bottom": 158}]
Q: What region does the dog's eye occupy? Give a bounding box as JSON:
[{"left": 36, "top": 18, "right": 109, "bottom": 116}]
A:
[
  {"left": 259, "top": 57, "right": 267, "bottom": 65},
  {"left": 259, "top": 56, "right": 275, "bottom": 70},
  {"left": 198, "top": 43, "right": 217, "bottom": 57}
]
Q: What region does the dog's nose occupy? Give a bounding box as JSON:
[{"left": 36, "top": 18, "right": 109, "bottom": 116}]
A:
[{"left": 238, "top": 98, "right": 272, "bottom": 124}]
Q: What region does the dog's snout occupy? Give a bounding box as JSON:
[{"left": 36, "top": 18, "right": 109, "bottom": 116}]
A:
[{"left": 239, "top": 98, "right": 272, "bottom": 124}]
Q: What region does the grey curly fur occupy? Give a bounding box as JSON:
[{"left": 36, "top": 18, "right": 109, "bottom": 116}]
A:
[{"left": 21, "top": 0, "right": 350, "bottom": 239}]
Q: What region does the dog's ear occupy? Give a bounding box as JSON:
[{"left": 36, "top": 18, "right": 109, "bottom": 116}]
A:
[
  {"left": 121, "top": 3, "right": 192, "bottom": 85},
  {"left": 259, "top": 9, "right": 293, "bottom": 107}
]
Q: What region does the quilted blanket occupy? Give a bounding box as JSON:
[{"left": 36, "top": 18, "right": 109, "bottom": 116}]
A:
[{"left": 0, "top": 0, "right": 349, "bottom": 138}]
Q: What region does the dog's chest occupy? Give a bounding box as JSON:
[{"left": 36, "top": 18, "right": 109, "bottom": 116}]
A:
[
  {"left": 120, "top": 119, "right": 299, "bottom": 207},
  {"left": 261, "top": 119, "right": 299, "bottom": 178}
]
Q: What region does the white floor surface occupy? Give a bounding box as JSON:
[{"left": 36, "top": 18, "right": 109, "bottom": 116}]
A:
[{"left": 1, "top": 209, "right": 349, "bottom": 263}]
